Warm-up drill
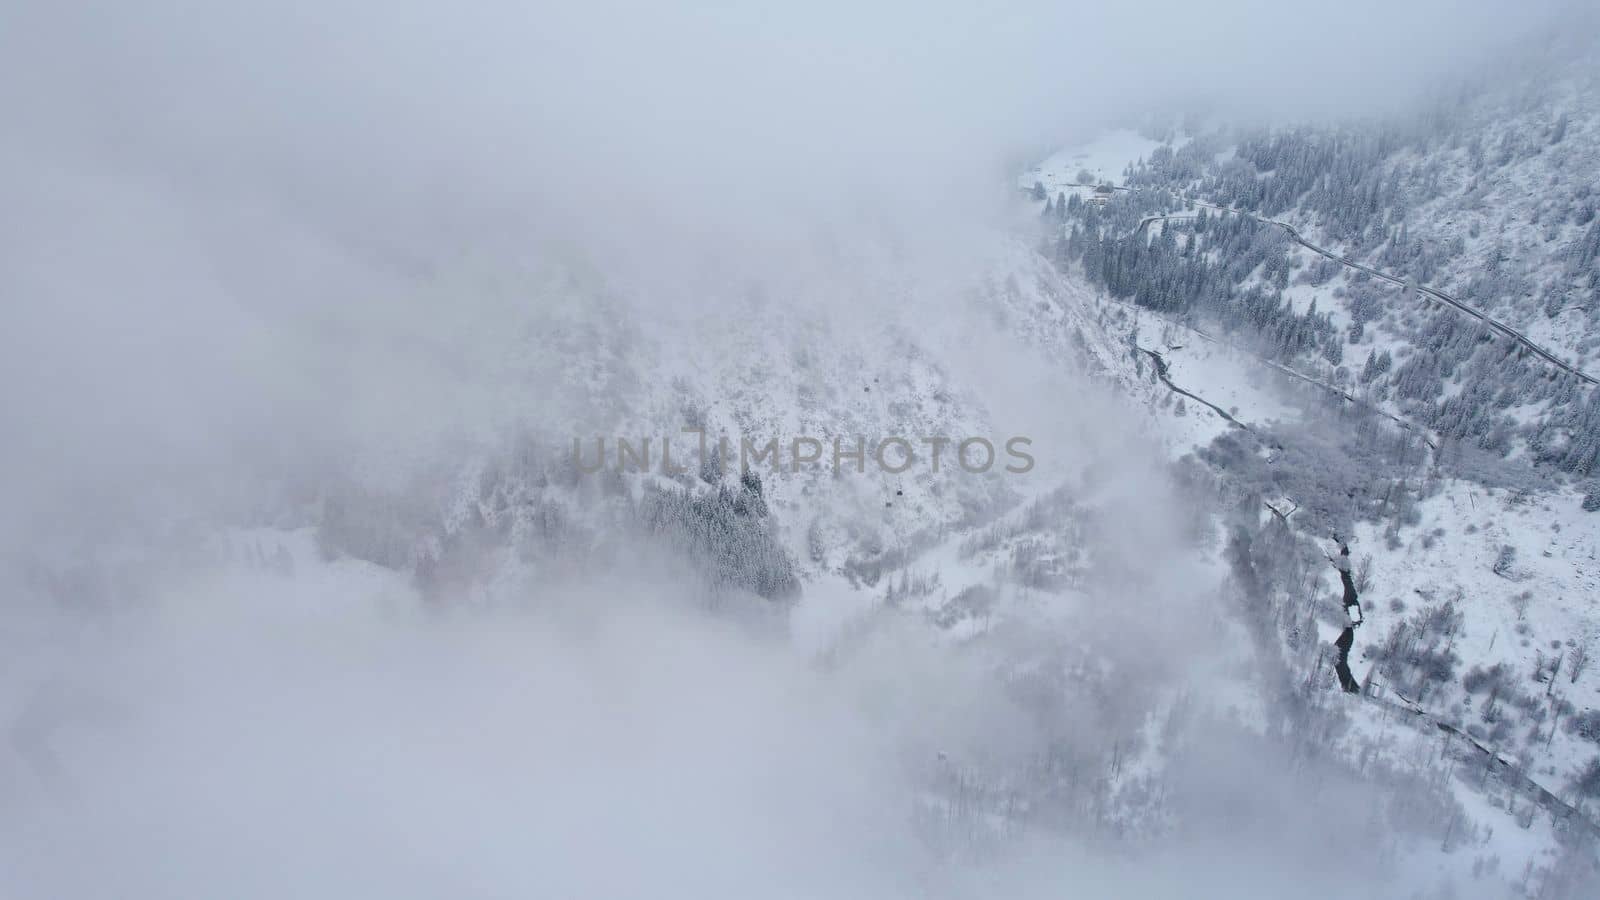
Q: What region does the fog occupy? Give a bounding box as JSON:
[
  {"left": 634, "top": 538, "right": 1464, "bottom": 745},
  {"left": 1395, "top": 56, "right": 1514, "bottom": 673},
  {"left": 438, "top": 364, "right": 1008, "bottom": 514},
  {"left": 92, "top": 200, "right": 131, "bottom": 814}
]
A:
[
  {"left": 0, "top": 1, "right": 1583, "bottom": 897},
  {"left": 0, "top": 563, "right": 1418, "bottom": 899},
  {"left": 0, "top": 1, "right": 1574, "bottom": 526}
]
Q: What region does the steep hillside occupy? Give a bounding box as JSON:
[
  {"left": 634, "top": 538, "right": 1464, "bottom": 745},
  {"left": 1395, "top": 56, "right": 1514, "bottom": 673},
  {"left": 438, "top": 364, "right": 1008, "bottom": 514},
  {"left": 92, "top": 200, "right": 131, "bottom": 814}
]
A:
[
  {"left": 12, "top": 3, "right": 1600, "bottom": 899},
  {"left": 12, "top": 210, "right": 1540, "bottom": 894},
  {"left": 1019, "top": 47, "right": 1600, "bottom": 886},
  {"left": 1034, "top": 34, "right": 1600, "bottom": 487}
]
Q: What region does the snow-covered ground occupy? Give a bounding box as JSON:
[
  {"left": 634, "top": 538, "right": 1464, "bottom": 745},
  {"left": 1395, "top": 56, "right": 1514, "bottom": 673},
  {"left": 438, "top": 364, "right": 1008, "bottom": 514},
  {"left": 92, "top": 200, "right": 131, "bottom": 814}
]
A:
[
  {"left": 1019, "top": 128, "right": 1168, "bottom": 192},
  {"left": 1349, "top": 482, "right": 1600, "bottom": 783},
  {"left": 1154, "top": 330, "right": 1301, "bottom": 440},
  {"left": 1019, "top": 152, "right": 1600, "bottom": 882}
]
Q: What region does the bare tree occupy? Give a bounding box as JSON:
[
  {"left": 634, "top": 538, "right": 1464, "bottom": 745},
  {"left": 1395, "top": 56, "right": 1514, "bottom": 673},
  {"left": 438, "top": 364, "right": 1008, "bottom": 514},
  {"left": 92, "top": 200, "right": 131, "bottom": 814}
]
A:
[{"left": 1571, "top": 628, "right": 1593, "bottom": 685}]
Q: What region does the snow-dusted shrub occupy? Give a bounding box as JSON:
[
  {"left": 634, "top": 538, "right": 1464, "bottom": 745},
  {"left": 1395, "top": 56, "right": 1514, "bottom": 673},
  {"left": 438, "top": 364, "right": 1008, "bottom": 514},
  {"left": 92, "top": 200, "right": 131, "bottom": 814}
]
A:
[
  {"left": 1568, "top": 710, "right": 1600, "bottom": 745},
  {"left": 1493, "top": 544, "right": 1517, "bottom": 576},
  {"left": 1582, "top": 484, "right": 1600, "bottom": 512}
]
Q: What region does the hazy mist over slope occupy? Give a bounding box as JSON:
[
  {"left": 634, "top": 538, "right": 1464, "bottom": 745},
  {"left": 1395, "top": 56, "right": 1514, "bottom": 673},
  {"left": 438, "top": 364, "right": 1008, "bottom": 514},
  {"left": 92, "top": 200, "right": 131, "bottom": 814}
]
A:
[
  {"left": 1, "top": 0, "right": 1576, "bottom": 521},
  {"left": 2, "top": 2, "right": 1595, "bottom": 898}
]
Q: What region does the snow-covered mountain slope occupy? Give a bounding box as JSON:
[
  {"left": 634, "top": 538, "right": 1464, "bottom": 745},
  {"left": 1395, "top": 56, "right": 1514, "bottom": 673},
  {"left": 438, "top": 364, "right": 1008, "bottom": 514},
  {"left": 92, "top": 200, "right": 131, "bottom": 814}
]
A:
[
  {"left": 14, "top": 2, "right": 1600, "bottom": 897},
  {"left": 4, "top": 219, "right": 1254, "bottom": 884},
  {"left": 14, "top": 92, "right": 1593, "bottom": 889},
  {"left": 1026, "top": 33, "right": 1600, "bottom": 492},
  {"left": 1020, "top": 128, "right": 1168, "bottom": 191},
  {"left": 11, "top": 177, "right": 1592, "bottom": 894},
  {"left": 1018, "top": 98, "right": 1600, "bottom": 890},
  {"left": 1348, "top": 481, "right": 1600, "bottom": 782},
  {"left": 340, "top": 231, "right": 1165, "bottom": 598}
]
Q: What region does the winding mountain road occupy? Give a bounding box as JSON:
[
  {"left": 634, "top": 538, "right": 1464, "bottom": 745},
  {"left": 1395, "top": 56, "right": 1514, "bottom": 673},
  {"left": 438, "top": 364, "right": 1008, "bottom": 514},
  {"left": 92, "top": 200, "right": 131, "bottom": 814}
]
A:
[
  {"left": 1051, "top": 180, "right": 1598, "bottom": 388},
  {"left": 1131, "top": 204, "right": 1600, "bottom": 388}
]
